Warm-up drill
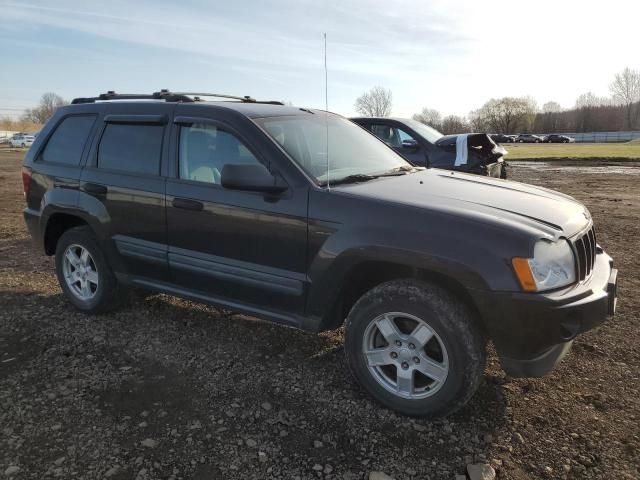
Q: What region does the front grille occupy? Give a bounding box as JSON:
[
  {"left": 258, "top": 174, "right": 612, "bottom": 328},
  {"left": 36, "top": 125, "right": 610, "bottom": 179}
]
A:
[{"left": 572, "top": 226, "right": 597, "bottom": 281}]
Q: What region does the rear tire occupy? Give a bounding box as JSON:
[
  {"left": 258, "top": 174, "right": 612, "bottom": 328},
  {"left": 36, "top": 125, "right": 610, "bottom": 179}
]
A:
[
  {"left": 55, "top": 226, "right": 125, "bottom": 314},
  {"left": 344, "top": 279, "right": 485, "bottom": 417}
]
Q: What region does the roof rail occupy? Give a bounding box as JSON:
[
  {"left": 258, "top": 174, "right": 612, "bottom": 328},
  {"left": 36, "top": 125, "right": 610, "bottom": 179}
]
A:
[
  {"left": 71, "top": 89, "right": 284, "bottom": 105},
  {"left": 170, "top": 92, "right": 257, "bottom": 102}
]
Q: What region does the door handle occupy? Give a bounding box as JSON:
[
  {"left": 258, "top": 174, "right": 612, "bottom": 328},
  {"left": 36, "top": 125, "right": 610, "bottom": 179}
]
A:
[
  {"left": 81, "top": 182, "right": 108, "bottom": 195},
  {"left": 172, "top": 198, "right": 203, "bottom": 211}
]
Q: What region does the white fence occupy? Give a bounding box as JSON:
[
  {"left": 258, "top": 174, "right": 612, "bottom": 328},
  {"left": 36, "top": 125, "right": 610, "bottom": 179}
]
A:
[{"left": 541, "top": 131, "right": 640, "bottom": 143}]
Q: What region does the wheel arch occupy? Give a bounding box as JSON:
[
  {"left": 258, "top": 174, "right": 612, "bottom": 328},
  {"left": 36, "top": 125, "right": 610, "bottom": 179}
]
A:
[
  {"left": 43, "top": 212, "right": 93, "bottom": 255},
  {"left": 318, "top": 259, "right": 485, "bottom": 334}
]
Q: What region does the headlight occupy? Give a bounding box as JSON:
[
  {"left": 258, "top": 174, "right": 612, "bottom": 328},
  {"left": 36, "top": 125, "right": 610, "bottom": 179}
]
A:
[{"left": 512, "top": 239, "right": 576, "bottom": 292}]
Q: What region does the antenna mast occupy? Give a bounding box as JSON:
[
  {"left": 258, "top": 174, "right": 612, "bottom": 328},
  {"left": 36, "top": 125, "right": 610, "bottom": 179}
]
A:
[{"left": 324, "top": 32, "right": 330, "bottom": 191}]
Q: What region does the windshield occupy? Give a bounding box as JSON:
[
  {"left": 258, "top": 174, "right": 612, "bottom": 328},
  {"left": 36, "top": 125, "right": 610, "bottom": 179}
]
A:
[
  {"left": 402, "top": 119, "right": 443, "bottom": 144},
  {"left": 254, "top": 114, "right": 410, "bottom": 185}
]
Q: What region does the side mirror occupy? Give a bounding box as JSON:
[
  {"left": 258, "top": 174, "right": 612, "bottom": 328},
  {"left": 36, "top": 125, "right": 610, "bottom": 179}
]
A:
[
  {"left": 221, "top": 164, "right": 287, "bottom": 194},
  {"left": 401, "top": 139, "right": 419, "bottom": 150}
]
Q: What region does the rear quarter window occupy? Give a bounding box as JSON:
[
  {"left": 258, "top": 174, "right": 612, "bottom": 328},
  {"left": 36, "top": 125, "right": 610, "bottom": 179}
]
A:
[
  {"left": 98, "top": 124, "right": 164, "bottom": 175},
  {"left": 40, "top": 115, "right": 96, "bottom": 165}
]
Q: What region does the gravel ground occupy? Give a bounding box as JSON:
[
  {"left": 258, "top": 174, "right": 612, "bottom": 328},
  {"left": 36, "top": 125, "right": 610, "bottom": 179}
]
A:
[{"left": 1, "top": 150, "right": 639, "bottom": 479}]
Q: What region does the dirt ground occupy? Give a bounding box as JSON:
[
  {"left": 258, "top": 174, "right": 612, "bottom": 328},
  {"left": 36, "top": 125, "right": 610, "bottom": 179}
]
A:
[{"left": 1, "top": 149, "right": 638, "bottom": 480}]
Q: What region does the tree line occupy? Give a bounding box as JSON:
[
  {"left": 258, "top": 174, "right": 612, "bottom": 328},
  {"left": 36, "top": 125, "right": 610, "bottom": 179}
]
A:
[
  {"left": 355, "top": 67, "right": 640, "bottom": 134},
  {"left": 0, "top": 92, "right": 68, "bottom": 132},
  {"left": 4, "top": 67, "right": 639, "bottom": 136}
]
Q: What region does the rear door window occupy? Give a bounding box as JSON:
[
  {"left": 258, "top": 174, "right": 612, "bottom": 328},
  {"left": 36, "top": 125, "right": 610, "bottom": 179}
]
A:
[
  {"left": 41, "top": 115, "right": 96, "bottom": 165},
  {"left": 98, "top": 124, "right": 164, "bottom": 175}
]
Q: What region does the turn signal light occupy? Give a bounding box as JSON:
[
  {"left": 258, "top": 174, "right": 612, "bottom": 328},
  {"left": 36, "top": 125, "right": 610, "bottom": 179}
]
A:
[{"left": 512, "top": 257, "right": 537, "bottom": 292}]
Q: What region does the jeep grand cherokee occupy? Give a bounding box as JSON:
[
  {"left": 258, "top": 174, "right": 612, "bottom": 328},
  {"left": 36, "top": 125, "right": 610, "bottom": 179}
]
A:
[{"left": 22, "top": 90, "right": 618, "bottom": 417}]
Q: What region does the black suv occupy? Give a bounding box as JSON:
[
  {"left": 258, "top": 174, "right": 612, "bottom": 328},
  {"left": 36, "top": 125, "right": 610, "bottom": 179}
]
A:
[{"left": 22, "top": 91, "right": 618, "bottom": 417}]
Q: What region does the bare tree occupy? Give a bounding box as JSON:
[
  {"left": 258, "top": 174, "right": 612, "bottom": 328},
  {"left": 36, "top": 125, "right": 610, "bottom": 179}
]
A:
[
  {"left": 468, "top": 113, "right": 489, "bottom": 133},
  {"left": 610, "top": 67, "right": 640, "bottom": 129},
  {"left": 574, "top": 92, "right": 613, "bottom": 132},
  {"left": 412, "top": 108, "right": 442, "bottom": 130},
  {"left": 575, "top": 92, "right": 611, "bottom": 109},
  {"left": 535, "top": 102, "right": 563, "bottom": 132},
  {"left": 22, "top": 92, "right": 68, "bottom": 124},
  {"left": 354, "top": 86, "right": 392, "bottom": 117},
  {"left": 440, "top": 115, "right": 471, "bottom": 135},
  {"left": 542, "top": 101, "right": 562, "bottom": 113},
  {"left": 470, "top": 97, "right": 537, "bottom": 133}
]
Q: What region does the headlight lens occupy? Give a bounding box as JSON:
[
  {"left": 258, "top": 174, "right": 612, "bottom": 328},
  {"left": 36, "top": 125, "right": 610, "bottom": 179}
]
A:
[{"left": 512, "top": 239, "right": 576, "bottom": 292}]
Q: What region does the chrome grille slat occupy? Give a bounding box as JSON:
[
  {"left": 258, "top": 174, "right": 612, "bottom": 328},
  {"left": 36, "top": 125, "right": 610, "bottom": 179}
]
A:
[
  {"left": 585, "top": 230, "right": 593, "bottom": 275},
  {"left": 572, "top": 226, "right": 596, "bottom": 282},
  {"left": 577, "top": 237, "right": 587, "bottom": 279}
]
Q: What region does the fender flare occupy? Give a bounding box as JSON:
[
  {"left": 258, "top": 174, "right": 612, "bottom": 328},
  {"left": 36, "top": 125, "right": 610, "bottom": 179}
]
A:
[{"left": 305, "top": 244, "right": 491, "bottom": 329}]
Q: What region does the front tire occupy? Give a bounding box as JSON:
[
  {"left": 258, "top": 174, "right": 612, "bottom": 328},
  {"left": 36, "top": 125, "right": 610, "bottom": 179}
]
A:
[
  {"left": 55, "top": 226, "right": 124, "bottom": 314},
  {"left": 344, "top": 279, "right": 485, "bottom": 417}
]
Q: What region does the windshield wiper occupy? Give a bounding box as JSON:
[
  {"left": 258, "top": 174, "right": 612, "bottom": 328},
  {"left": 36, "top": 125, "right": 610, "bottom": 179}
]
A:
[
  {"left": 319, "top": 173, "right": 379, "bottom": 186},
  {"left": 379, "top": 165, "right": 417, "bottom": 176}
]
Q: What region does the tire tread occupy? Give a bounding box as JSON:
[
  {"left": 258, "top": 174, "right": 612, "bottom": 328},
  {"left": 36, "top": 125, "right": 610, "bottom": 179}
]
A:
[{"left": 344, "top": 278, "right": 486, "bottom": 417}]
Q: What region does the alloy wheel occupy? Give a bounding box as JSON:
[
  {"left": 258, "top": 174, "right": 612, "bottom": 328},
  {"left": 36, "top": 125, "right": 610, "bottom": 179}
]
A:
[
  {"left": 62, "top": 244, "right": 99, "bottom": 300},
  {"left": 362, "top": 312, "right": 449, "bottom": 399}
]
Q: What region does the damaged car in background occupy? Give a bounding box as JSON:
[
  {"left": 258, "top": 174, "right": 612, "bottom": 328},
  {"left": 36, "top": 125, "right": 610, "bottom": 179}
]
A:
[{"left": 351, "top": 117, "right": 508, "bottom": 179}]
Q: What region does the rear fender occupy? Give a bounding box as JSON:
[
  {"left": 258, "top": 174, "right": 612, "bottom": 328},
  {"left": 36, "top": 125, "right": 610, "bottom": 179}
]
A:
[{"left": 40, "top": 190, "right": 111, "bottom": 253}]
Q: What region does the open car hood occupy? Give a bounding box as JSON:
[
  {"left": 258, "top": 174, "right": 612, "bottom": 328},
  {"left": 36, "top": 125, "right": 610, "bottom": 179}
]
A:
[{"left": 435, "top": 133, "right": 507, "bottom": 161}]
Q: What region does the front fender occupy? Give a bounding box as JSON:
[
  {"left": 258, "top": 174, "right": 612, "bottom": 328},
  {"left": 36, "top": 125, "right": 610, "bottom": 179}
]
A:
[{"left": 305, "top": 222, "right": 500, "bottom": 322}]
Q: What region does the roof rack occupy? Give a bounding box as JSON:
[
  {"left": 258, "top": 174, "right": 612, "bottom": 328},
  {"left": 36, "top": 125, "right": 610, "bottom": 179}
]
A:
[{"left": 71, "top": 89, "right": 284, "bottom": 105}]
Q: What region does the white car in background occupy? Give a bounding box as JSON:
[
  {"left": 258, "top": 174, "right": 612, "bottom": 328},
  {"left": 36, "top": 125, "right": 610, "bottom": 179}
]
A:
[{"left": 10, "top": 134, "right": 35, "bottom": 148}]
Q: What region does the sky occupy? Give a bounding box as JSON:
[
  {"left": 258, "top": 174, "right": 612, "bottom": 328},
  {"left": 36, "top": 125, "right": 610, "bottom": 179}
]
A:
[{"left": 1, "top": 0, "right": 638, "bottom": 120}]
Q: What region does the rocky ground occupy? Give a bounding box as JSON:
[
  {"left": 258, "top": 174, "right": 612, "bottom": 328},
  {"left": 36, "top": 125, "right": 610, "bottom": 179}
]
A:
[{"left": 1, "top": 150, "right": 638, "bottom": 479}]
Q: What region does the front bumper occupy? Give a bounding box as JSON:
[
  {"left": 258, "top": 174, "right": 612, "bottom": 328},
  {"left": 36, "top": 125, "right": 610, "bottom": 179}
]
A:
[{"left": 473, "top": 249, "right": 618, "bottom": 377}]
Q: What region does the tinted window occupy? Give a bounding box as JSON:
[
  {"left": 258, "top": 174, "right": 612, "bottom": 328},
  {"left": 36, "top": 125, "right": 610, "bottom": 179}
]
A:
[
  {"left": 402, "top": 119, "right": 443, "bottom": 144},
  {"left": 98, "top": 124, "right": 164, "bottom": 175},
  {"left": 370, "top": 124, "right": 417, "bottom": 147},
  {"left": 371, "top": 124, "right": 401, "bottom": 147},
  {"left": 41, "top": 115, "right": 96, "bottom": 165},
  {"left": 179, "top": 124, "right": 261, "bottom": 184}
]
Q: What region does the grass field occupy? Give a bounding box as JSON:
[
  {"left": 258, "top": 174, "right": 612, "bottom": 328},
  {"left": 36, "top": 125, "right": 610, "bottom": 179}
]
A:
[{"left": 504, "top": 142, "right": 640, "bottom": 160}]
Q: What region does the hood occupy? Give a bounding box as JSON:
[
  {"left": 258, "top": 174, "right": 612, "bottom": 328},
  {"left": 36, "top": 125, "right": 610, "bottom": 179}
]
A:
[{"left": 335, "top": 169, "right": 590, "bottom": 238}]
